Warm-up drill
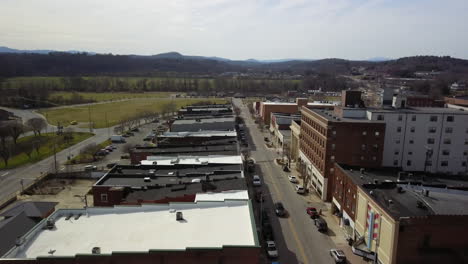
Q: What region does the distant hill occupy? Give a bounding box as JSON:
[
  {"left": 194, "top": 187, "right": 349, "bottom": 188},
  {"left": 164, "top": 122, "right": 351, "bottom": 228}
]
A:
[
  {"left": 367, "top": 57, "right": 393, "bottom": 62},
  {"left": 0, "top": 46, "right": 94, "bottom": 55}
]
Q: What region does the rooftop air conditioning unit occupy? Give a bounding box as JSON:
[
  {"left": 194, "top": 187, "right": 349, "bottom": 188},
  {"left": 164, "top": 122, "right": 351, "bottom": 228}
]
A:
[
  {"left": 92, "top": 247, "right": 101, "bottom": 254},
  {"left": 176, "top": 212, "right": 184, "bottom": 221}
]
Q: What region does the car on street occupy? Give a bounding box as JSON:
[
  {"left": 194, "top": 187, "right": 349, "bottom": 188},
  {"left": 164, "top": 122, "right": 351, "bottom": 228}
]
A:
[
  {"left": 288, "top": 175, "right": 298, "bottom": 183},
  {"left": 253, "top": 175, "right": 261, "bottom": 186},
  {"left": 70, "top": 120, "right": 78, "bottom": 125},
  {"left": 274, "top": 202, "right": 286, "bottom": 217},
  {"left": 262, "top": 223, "right": 274, "bottom": 240},
  {"left": 295, "top": 185, "right": 305, "bottom": 194},
  {"left": 330, "top": 249, "right": 347, "bottom": 263},
  {"left": 314, "top": 217, "right": 328, "bottom": 232},
  {"left": 131, "top": 127, "right": 139, "bottom": 132},
  {"left": 265, "top": 241, "right": 278, "bottom": 258},
  {"left": 306, "top": 207, "right": 319, "bottom": 219},
  {"left": 84, "top": 165, "right": 97, "bottom": 171}
]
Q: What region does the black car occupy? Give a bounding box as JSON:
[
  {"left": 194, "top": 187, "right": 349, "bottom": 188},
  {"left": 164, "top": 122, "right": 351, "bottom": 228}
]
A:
[
  {"left": 274, "top": 202, "right": 286, "bottom": 217},
  {"left": 315, "top": 217, "right": 328, "bottom": 232}
]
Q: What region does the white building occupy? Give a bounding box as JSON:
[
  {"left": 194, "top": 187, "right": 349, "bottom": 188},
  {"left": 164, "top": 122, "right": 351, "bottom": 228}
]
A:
[{"left": 367, "top": 107, "right": 468, "bottom": 174}]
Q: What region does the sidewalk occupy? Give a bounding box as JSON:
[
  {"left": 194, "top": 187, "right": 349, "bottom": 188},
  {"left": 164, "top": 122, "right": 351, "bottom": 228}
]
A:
[{"left": 287, "top": 163, "right": 369, "bottom": 264}]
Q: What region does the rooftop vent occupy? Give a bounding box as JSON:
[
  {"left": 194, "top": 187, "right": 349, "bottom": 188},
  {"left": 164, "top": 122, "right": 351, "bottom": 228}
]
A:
[
  {"left": 92, "top": 247, "right": 101, "bottom": 254},
  {"left": 176, "top": 212, "right": 184, "bottom": 221},
  {"left": 46, "top": 219, "right": 55, "bottom": 230}
]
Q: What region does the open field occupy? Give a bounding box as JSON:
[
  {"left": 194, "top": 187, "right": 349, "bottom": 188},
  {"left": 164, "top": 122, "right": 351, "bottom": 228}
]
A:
[
  {"left": 0, "top": 132, "right": 94, "bottom": 169},
  {"left": 39, "top": 98, "right": 228, "bottom": 128},
  {"left": 49, "top": 92, "right": 173, "bottom": 102}
]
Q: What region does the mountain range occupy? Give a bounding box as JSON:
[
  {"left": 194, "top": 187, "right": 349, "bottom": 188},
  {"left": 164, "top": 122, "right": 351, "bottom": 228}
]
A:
[{"left": 0, "top": 46, "right": 391, "bottom": 63}]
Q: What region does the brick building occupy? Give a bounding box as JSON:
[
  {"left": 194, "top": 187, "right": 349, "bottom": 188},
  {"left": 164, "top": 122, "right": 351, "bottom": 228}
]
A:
[
  {"left": 332, "top": 164, "right": 468, "bottom": 264},
  {"left": 258, "top": 98, "right": 334, "bottom": 124},
  {"left": 299, "top": 104, "right": 385, "bottom": 201}
]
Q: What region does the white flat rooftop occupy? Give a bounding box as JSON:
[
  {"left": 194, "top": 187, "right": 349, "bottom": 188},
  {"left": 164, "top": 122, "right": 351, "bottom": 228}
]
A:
[
  {"left": 161, "top": 130, "right": 237, "bottom": 138},
  {"left": 141, "top": 155, "right": 243, "bottom": 166},
  {"left": 195, "top": 190, "right": 249, "bottom": 202},
  {"left": 9, "top": 201, "right": 257, "bottom": 259}
]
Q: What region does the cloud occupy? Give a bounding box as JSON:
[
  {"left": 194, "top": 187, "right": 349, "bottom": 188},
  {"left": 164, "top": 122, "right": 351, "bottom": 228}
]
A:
[{"left": 0, "top": 0, "right": 467, "bottom": 59}]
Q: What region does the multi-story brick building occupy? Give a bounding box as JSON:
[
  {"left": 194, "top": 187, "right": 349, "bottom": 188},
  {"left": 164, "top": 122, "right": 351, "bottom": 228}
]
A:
[
  {"left": 258, "top": 98, "right": 335, "bottom": 124},
  {"left": 332, "top": 164, "right": 468, "bottom": 264},
  {"left": 299, "top": 104, "right": 385, "bottom": 201}
]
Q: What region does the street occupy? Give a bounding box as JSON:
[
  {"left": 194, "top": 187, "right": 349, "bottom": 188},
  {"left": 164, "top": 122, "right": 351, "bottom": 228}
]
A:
[{"left": 233, "top": 98, "right": 337, "bottom": 264}]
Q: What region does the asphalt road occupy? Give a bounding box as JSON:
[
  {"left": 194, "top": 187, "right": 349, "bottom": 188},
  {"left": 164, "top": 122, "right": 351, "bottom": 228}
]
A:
[{"left": 233, "top": 98, "right": 337, "bottom": 264}]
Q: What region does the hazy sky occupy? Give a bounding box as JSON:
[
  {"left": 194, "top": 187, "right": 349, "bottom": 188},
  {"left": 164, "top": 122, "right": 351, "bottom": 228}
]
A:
[{"left": 1, "top": 0, "right": 467, "bottom": 60}]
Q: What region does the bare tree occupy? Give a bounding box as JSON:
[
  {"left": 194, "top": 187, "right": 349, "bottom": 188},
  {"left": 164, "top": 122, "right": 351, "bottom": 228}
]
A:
[
  {"left": 8, "top": 121, "right": 25, "bottom": 144},
  {"left": 0, "top": 124, "right": 11, "bottom": 148},
  {"left": 0, "top": 139, "right": 13, "bottom": 167},
  {"left": 161, "top": 101, "right": 177, "bottom": 117},
  {"left": 122, "top": 143, "right": 134, "bottom": 154},
  {"left": 80, "top": 143, "right": 100, "bottom": 161},
  {"left": 26, "top": 118, "right": 47, "bottom": 136}
]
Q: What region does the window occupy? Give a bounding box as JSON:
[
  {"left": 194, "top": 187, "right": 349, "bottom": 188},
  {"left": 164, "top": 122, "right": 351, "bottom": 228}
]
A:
[
  {"left": 394, "top": 150, "right": 399, "bottom": 155},
  {"left": 407, "top": 160, "right": 412, "bottom": 166},
  {"left": 362, "top": 131, "right": 367, "bottom": 136},
  {"left": 410, "top": 127, "right": 415, "bottom": 133},
  {"left": 373, "top": 144, "right": 379, "bottom": 150},
  {"left": 465, "top": 139, "right": 468, "bottom": 145},
  {"left": 445, "top": 127, "right": 453, "bottom": 133},
  {"left": 395, "top": 139, "right": 401, "bottom": 144},
  {"left": 428, "top": 127, "right": 436, "bottom": 133},
  {"left": 411, "top": 115, "right": 416, "bottom": 121},
  {"left": 409, "top": 139, "right": 414, "bottom": 144},
  {"left": 398, "top": 115, "right": 403, "bottom": 121},
  {"left": 360, "top": 156, "right": 365, "bottom": 161},
  {"left": 397, "top": 127, "right": 402, "bottom": 133},
  {"left": 442, "top": 150, "right": 450, "bottom": 156},
  {"left": 463, "top": 161, "right": 467, "bottom": 167},
  {"left": 332, "top": 130, "right": 336, "bottom": 136},
  {"left": 361, "top": 144, "right": 366, "bottom": 150},
  {"left": 377, "top": 115, "right": 384, "bottom": 121},
  {"left": 408, "top": 151, "right": 413, "bottom": 155},
  {"left": 372, "top": 156, "right": 377, "bottom": 161},
  {"left": 441, "top": 161, "right": 448, "bottom": 167},
  {"left": 443, "top": 138, "right": 451, "bottom": 144},
  {"left": 331, "top": 144, "right": 336, "bottom": 150},
  {"left": 430, "top": 116, "right": 438, "bottom": 122},
  {"left": 375, "top": 131, "right": 380, "bottom": 136},
  {"left": 100, "top": 194, "right": 108, "bottom": 202},
  {"left": 330, "top": 156, "right": 335, "bottom": 161},
  {"left": 393, "top": 160, "right": 398, "bottom": 166},
  {"left": 427, "top": 138, "right": 435, "bottom": 144},
  {"left": 447, "top": 116, "right": 454, "bottom": 122},
  {"left": 464, "top": 151, "right": 467, "bottom": 156},
  {"left": 426, "top": 160, "right": 432, "bottom": 166},
  {"left": 330, "top": 168, "right": 335, "bottom": 173}
]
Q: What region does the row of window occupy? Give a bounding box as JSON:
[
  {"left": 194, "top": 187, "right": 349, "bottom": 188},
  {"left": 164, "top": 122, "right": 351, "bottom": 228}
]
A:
[
  {"left": 302, "top": 115, "right": 327, "bottom": 136},
  {"left": 397, "top": 160, "right": 467, "bottom": 167},
  {"left": 394, "top": 150, "right": 468, "bottom": 156},
  {"left": 394, "top": 138, "right": 468, "bottom": 145},
  {"left": 378, "top": 114, "right": 457, "bottom": 122},
  {"left": 396, "top": 126, "right": 462, "bottom": 134},
  {"left": 361, "top": 131, "right": 380, "bottom": 136}
]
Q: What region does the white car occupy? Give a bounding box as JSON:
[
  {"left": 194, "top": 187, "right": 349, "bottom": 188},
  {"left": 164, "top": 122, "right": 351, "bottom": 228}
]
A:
[
  {"left": 266, "top": 241, "right": 278, "bottom": 258},
  {"left": 295, "top": 185, "right": 305, "bottom": 194},
  {"left": 252, "top": 175, "right": 261, "bottom": 186},
  {"left": 288, "top": 175, "right": 298, "bottom": 183}
]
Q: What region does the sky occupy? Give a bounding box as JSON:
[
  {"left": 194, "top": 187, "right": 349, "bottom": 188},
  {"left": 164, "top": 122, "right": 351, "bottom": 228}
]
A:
[{"left": 0, "top": 0, "right": 467, "bottom": 60}]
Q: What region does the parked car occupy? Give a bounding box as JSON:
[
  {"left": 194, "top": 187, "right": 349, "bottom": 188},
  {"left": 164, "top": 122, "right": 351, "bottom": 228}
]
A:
[
  {"left": 121, "top": 154, "right": 130, "bottom": 159},
  {"left": 306, "top": 207, "right": 319, "bottom": 219},
  {"left": 265, "top": 241, "right": 278, "bottom": 258},
  {"left": 111, "top": 145, "right": 117, "bottom": 150},
  {"left": 274, "top": 202, "right": 286, "bottom": 217},
  {"left": 84, "top": 165, "right": 97, "bottom": 171},
  {"left": 253, "top": 175, "right": 261, "bottom": 186},
  {"left": 315, "top": 217, "right": 328, "bottom": 232},
  {"left": 131, "top": 127, "right": 139, "bottom": 132},
  {"left": 126, "top": 132, "right": 135, "bottom": 136},
  {"left": 330, "top": 249, "right": 347, "bottom": 264},
  {"left": 105, "top": 146, "right": 113, "bottom": 152},
  {"left": 262, "top": 223, "right": 274, "bottom": 240},
  {"left": 106, "top": 163, "right": 117, "bottom": 169},
  {"left": 122, "top": 134, "right": 130, "bottom": 138},
  {"left": 295, "top": 185, "right": 305, "bottom": 194},
  {"left": 288, "top": 175, "right": 298, "bottom": 183}
]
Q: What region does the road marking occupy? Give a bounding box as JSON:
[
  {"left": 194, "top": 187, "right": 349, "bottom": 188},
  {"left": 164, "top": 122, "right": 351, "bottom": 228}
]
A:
[{"left": 1, "top": 172, "right": 9, "bottom": 177}]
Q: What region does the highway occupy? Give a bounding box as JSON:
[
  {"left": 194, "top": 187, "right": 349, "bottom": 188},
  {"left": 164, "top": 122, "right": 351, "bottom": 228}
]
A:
[{"left": 233, "top": 98, "right": 337, "bottom": 264}]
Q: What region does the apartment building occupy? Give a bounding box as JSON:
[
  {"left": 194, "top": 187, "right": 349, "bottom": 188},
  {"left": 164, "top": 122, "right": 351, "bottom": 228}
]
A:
[
  {"left": 258, "top": 98, "right": 335, "bottom": 124},
  {"left": 367, "top": 107, "right": 468, "bottom": 174},
  {"left": 299, "top": 106, "right": 385, "bottom": 201}
]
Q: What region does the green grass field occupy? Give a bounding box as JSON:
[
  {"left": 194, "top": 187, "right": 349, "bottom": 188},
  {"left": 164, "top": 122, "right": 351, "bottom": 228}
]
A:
[
  {"left": 0, "top": 132, "right": 94, "bottom": 169},
  {"left": 49, "top": 91, "right": 172, "bottom": 102},
  {"left": 39, "top": 98, "right": 227, "bottom": 128}
]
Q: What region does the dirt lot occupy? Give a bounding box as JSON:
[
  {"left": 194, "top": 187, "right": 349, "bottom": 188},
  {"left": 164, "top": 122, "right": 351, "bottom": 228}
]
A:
[{"left": 18, "top": 178, "right": 95, "bottom": 209}]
